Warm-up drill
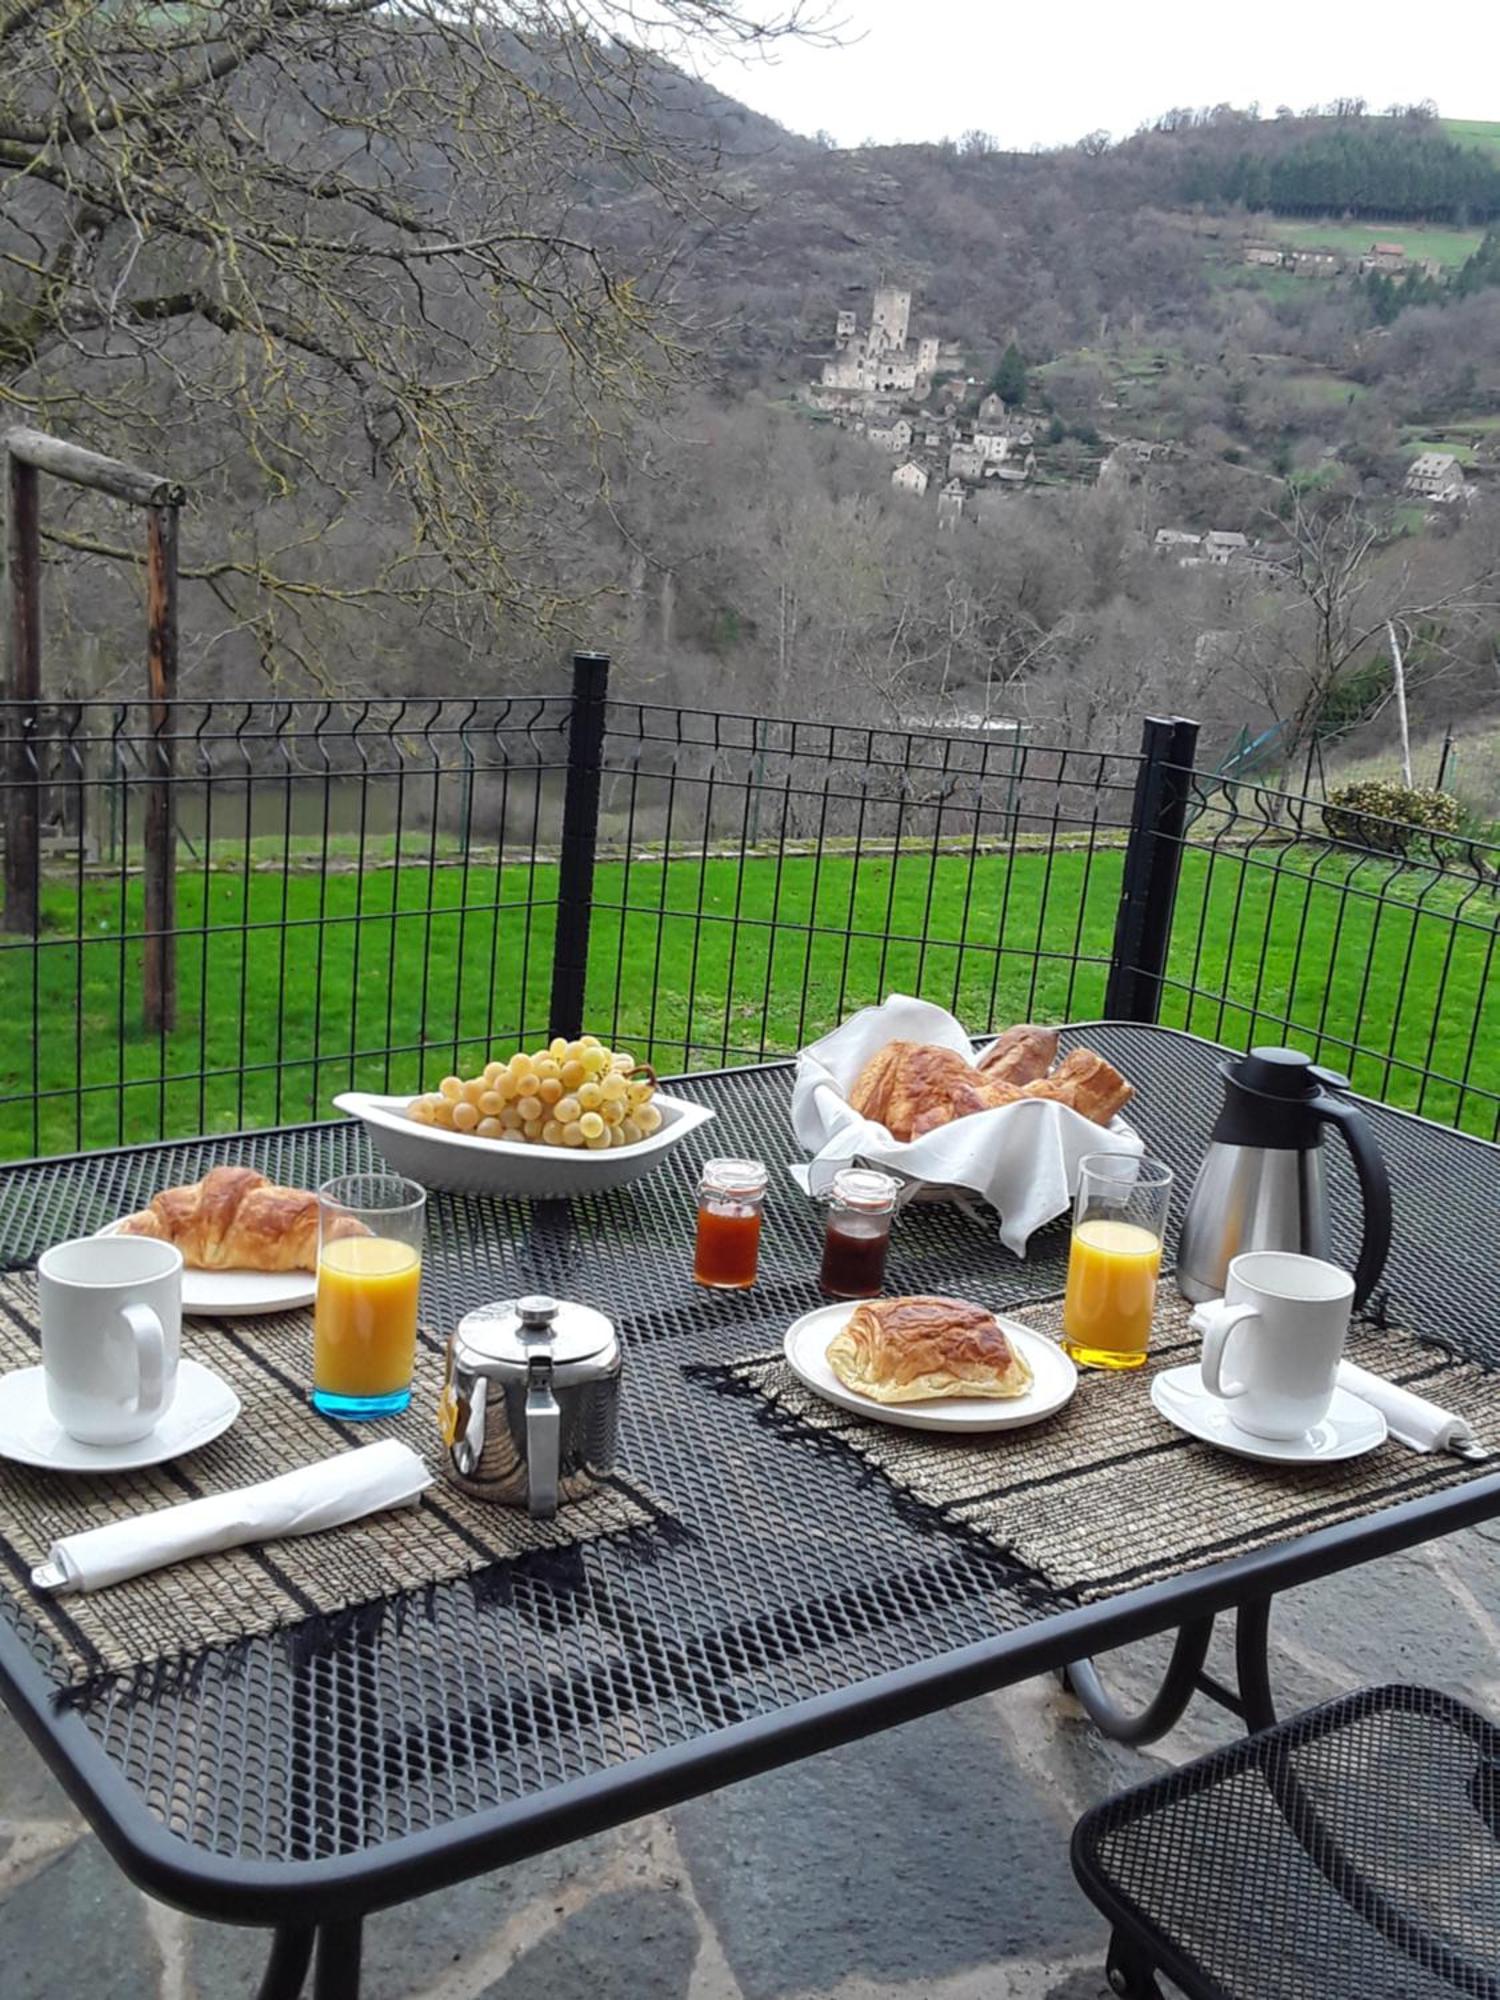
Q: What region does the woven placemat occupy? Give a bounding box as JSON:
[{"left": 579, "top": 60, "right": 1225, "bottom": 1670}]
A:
[
  {"left": 0, "top": 1274, "right": 671, "bottom": 1688},
  {"left": 708, "top": 1290, "right": 1499, "bottom": 1605}
]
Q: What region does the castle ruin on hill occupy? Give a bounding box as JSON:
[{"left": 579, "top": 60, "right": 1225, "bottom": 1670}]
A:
[
  {"left": 803, "top": 285, "right": 1036, "bottom": 521},
  {"left": 809, "top": 286, "right": 946, "bottom": 409}
]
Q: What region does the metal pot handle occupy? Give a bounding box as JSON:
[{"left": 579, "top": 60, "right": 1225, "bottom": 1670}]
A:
[
  {"left": 525, "top": 1354, "right": 561, "bottom": 1518},
  {"left": 1312, "top": 1087, "right": 1393, "bottom": 1311}
]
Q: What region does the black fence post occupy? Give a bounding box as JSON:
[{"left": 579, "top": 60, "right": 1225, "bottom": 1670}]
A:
[
  {"left": 549, "top": 650, "right": 610, "bottom": 1040},
  {"left": 1104, "top": 714, "right": 1200, "bottom": 1023}
]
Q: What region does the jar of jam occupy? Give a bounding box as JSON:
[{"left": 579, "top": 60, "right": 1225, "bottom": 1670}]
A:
[
  {"left": 819, "top": 1168, "right": 900, "bottom": 1298},
  {"left": 693, "top": 1158, "right": 767, "bottom": 1289}
]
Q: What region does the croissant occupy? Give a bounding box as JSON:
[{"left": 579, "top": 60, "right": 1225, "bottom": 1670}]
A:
[
  {"left": 827, "top": 1295, "right": 1035, "bottom": 1404},
  {"left": 976, "top": 1024, "right": 1059, "bottom": 1087},
  {"left": 848, "top": 1041, "right": 1019, "bottom": 1142},
  {"left": 116, "top": 1165, "right": 360, "bottom": 1272}
]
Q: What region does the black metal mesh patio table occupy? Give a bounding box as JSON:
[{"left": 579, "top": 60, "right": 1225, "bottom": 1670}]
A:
[{"left": 0, "top": 1024, "right": 1498, "bottom": 1990}]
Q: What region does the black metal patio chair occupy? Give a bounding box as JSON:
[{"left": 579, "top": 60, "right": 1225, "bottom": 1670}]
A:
[{"left": 1070, "top": 1683, "right": 1500, "bottom": 1999}]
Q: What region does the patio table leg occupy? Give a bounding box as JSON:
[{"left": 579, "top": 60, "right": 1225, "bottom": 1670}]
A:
[
  {"left": 256, "top": 1925, "right": 314, "bottom": 2000},
  {"left": 1234, "top": 1596, "right": 1277, "bottom": 1733},
  {"left": 313, "top": 1918, "right": 364, "bottom": 2000},
  {"left": 1066, "top": 1598, "right": 1281, "bottom": 1742},
  {"left": 1063, "top": 1617, "right": 1217, "bottom": 1745}
]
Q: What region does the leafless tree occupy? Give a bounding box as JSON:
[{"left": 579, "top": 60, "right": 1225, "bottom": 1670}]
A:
[
  {"left": 1228, "top": 490, "right": 1500, "bottom": 758},
  {"left": 0, "top": 0, "right": 820, "bottom": 691}
]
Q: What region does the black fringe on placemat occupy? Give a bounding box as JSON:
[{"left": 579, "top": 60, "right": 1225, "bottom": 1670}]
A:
[
  {"left": 54, "top": 1495, "right": 694, "bottom": 1714},
  {"left": 682, "top": 1354, "right": 1064, "bottom": 1617}
]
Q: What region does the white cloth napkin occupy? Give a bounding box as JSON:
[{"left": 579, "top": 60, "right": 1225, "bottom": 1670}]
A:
[
  {"left": 1336, "top": 1361, "right": 1486, "bottom": 1457},
  {"left": 791, "top": 994, "right": 1144, "bottom": 1256},
  {"left": 31, "top": 1439, "right": 433, "bottom": 1595}
]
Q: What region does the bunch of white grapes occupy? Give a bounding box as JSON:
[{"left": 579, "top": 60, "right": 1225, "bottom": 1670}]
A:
[{"left": 407, "top": 1038, "right": 661, "bottom": 1150}]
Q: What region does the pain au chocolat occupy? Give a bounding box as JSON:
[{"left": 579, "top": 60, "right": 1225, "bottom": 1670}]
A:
[
  {"left": 826, "top": 1295, "right": 1035, "bottom": 1404},
  {"left": 975, "top": 1023, "right": 1059, "bottom": 1087}
]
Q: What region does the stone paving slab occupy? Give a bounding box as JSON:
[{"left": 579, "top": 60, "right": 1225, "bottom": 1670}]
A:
[{"left": 1, "top": 1527, "right": 1497, "bottom": 1999}]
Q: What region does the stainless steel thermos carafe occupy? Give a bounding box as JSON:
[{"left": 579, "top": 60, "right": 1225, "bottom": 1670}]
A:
[{"left": 1177, "top": 1047, "right": 1392, "bottom": 1309}]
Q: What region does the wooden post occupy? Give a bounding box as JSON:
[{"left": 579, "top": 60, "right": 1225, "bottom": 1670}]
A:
[
  {"left": 143, "top": 503, "right": 179, "bottom": 1034},
  {"left": 3, "top": 453, "right": 41, "bottom": 936},
  {"left": 3, "top": 427, "right": 188, "bottom": 994}
]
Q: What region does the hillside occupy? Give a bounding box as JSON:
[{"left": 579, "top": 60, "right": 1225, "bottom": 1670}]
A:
[
  {"left": 664, "top": 103, "right": 1500, "bottom": 518},
  {"left": 5, "top": 31, "right": 1498, "bottom": 784},
  {"left": 676, "top": 107, "right": 1500, "bottom": 378}
]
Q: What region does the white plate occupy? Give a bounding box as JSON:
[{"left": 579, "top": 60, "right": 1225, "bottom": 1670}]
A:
[
  {"left": 334, "top": 1088, "right": 716, "bottom": 1197},
  {"left": 783, "top": 1301, "right": 1078, "bottom": 1433},
  {"left": 1151, "top": 1365, "right": 1388, "bottom": 1464},
  {"left": 0, "top": 1359, "right": 241, "bottom": 1473},
  {"left": 95, "top": 1220, "right": 314, "bottom": 1317}
]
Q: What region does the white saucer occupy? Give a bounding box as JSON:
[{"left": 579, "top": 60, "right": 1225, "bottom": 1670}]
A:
[
  {"left": 783, "top": 1301, "right": 1078, "bottom": 1433},
  {"left": 0, "top": 1360, "right": 241, "bottom": 1473},
  {"left": 95, "top": 1219, "right": 314, "bottom": 1317},
  {"left": 1151, "top": 1365, "right": 1387, "bottom": 1464}
]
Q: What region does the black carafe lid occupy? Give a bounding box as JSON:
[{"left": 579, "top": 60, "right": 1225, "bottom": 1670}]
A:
[{"left": 1211, "top": 1046, "right": 1326, "bottom": 1148}]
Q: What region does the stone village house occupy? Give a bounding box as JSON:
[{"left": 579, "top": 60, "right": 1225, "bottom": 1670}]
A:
[
  {"left": 937, "top": 478, "right": 966, "bottom": 528},
  {"left": 1405, "top": 452, "right": 1468, "bottom": 503}
]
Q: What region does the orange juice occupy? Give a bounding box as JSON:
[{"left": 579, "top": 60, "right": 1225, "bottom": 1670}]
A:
[
  {"left": 314, "top": 1236, "right": 421, "bottom": 1401},
  {"left": 1061, "top": 1217, "right": 1162, "bottom": 1370}
]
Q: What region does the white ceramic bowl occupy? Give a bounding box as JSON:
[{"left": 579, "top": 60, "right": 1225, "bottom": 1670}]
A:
[{"left": 332, "top": 1089, "right": 716, "bottom": 1197}]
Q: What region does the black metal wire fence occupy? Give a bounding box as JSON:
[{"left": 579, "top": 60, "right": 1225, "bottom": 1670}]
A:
[{"left": 1, "top": 658, "right": 1497, "bottom": 1161}]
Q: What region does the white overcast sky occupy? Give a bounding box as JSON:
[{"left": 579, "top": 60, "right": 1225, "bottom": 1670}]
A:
[{"left": 700, "top": 0, "right": 1495, "bottom": 150}]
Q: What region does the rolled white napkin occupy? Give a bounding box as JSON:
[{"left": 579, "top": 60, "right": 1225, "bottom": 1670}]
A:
[
  {"left": 791, "top": 994, "right": 1143, "bottom": 1255},
  {"left": 31, "top": 1439, "right": 433, "bottom": 1595},
  {"left": 1336, "top": 1360, "right": 1486, "bottom": 1458}
]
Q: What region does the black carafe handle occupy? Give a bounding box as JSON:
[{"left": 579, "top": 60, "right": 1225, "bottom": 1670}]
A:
[{"left": 1312, "top": 1094, "right": 1392, "bottom": 1309}]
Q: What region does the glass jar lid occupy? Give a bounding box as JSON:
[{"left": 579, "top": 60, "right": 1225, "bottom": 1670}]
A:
[
  {"left": 699, "top": 1157, "right": 768, "bottom": 1197},
  {"left": 829, "top": 1167, "right": 901, "bottom": 1212}
]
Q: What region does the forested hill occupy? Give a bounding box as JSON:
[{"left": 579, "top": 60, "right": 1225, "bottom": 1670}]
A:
[
  {"left": 673, "top": 105, "right": 1500, "bottom": 380},
  {"left": 1169, "top": 123, "right": 1500, "bottom": 222}
]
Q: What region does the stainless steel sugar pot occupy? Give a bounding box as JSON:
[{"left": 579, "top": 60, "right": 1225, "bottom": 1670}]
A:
[{"left": 439, "top": 1295, "right": 621, "bottom": 1516}]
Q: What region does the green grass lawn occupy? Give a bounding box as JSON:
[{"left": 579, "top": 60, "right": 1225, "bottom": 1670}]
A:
[
  {"left": 1406, "top": 436, "right": 1478, "bottom": 462},
  {"left": 3, "top": 839, "right": 1498, "bottom": 1159},
  {"left": 1444, "top": 118, "right": 1500, "bottom": 159},
  {"left": 1283, "top": 372, "right": 1368, "bottom": 408},
  {"left": 1265, "top": 219, "right": 1485, "bottom": 268}
]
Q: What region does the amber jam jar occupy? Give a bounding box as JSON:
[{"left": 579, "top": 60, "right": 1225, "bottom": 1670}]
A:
[
  {"left": 693, "top": 1158, "right": 768, "bottom": 1289},
  {"left": 819, "top": 1167, "right": 900, "bottom": 1299}
]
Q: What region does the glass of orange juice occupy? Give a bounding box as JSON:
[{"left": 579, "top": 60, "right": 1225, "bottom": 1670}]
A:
[
  {"left": 313, "top": 1174, "right": 426, "bottom": 1418},
  {"left": 1061, "top": 1155, "right": 1173, "bottom": 1371}
]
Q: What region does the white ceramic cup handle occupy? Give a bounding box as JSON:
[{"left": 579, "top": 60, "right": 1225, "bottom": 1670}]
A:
[
  {"left": 119, "top": 1301, "right": 166, "bottom": 1421},
  {"left": 1193, "top": 1299, "right": 1261, "bottom": 1401}
]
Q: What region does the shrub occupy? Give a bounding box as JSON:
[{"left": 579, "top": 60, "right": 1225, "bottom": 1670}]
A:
[{"left": 1322, "top": 780, "right": 1465, "bottom": 855}]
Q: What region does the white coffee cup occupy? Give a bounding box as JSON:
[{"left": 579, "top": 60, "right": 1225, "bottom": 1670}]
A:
[
  {"left": 37, "top": 1236, "right": 182, "bottom": 1444},
  {"left": 1189, "top": 1250, "right": 1354, "bottom": 1441}
]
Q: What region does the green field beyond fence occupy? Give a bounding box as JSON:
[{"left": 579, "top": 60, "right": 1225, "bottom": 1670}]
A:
[
  {"left": 1265, "top": 217, "right": 1486, "bottom": 268},
  {"left": 1445, "top": 118, "right": 1500, "bottom": 160},
  {"left": 3, "top": 838, "right": 1497, "bottom": 1158}
]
